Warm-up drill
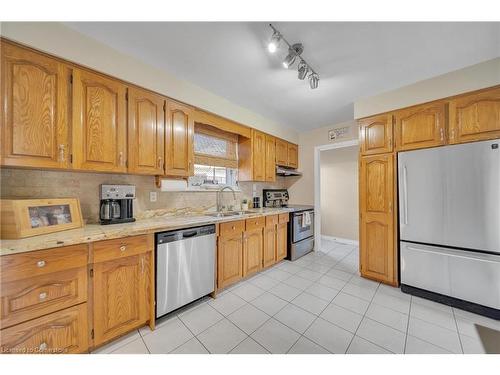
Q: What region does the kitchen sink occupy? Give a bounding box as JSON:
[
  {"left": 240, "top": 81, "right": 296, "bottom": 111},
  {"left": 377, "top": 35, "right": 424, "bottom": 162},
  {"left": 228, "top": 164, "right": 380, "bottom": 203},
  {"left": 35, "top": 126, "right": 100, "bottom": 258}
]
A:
[{"left": 206, "top": 211, "right": 255, "bottom": 217}]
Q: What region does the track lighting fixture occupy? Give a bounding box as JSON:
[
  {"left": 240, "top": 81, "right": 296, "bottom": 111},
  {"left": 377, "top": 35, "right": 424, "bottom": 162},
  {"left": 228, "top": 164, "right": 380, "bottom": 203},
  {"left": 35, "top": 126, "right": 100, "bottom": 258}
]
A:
[{"left": 268, "top": 23, "right": 320, "bottom": 89}]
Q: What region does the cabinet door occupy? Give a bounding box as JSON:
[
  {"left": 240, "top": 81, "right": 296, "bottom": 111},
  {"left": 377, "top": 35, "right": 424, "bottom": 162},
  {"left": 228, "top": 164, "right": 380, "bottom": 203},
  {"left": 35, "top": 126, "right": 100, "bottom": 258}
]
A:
[
  {"left": 275, "top": 138, "right": 288, "bottom": 166},
  {"left": 359, "top": 154, "right": 396, "bottom": 284},
  {"left": 0, "top": 303, "right": 88, "bottom": 354},
  {"left": 395, "top": 102, "right": 446, "bottom": 151},
  {"left": 165, "top": 100, "right": 194, "bottom": 177},
  {"left": 449, "top": 87, "right": 500, "bottom": 144},
  {"left": 1, "top": 41, "right": 70, "bottom": 169},
  {"left": 265, "top": 135, "right": 276, "bottom": 182},
  {"left": 287, "top": 143, "right": 298, "bottom": 168},
  {"left": 243, "top": 229, "right": 263, "bottom": 277},
  {"left": 72, "top": 68, "right": 127, "bottom": 172},
  {"left": 217, "top": 234, "right": 243, "bottom": 289},
  {"left": 276, "top": 223, "right": 288, "bottom": 261},
  {"left": 127, "top": 87, "right": 165, "bottom": 175},
  {"left": 263, "top": 226, "right": 277, "bottom": 268},
  {"left": 359, "top": 114, "right": 393, "bottom": 155},
  {"left": 253, "top": 130, "right": 265, "bottom": 181},
  {"left": 93, "top": 253, "right": 150, "bottom": 347}
]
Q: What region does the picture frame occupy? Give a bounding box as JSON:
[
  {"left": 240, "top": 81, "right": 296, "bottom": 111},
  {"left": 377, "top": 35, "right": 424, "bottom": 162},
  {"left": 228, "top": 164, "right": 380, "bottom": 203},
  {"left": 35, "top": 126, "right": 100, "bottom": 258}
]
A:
[{"left": 0, "top": 198, "right": 83, "bottom": 239}]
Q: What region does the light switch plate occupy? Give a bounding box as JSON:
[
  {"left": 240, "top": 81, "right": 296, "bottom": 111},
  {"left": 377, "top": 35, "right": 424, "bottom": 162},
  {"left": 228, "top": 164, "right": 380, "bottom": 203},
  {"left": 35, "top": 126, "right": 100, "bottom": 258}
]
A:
[{"left": 150, "top": 191, "right": 157, "bottom": 202}]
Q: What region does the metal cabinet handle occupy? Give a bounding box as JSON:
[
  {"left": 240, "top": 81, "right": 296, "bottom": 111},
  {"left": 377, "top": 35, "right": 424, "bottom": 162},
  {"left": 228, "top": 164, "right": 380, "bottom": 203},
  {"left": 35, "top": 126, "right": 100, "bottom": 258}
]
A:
[
  {"left": 440, "top": 128, "right": 444, "bottom": 141},
  {"left": 58, "top": 144, "right": 65, "bottom": 162},
  {"left": 119, "top": 151, "right": 124, "bottom": 166},
  {"left": 120, "top": 245, "right": 126, "bottom": 252},
  {"left": 39, "top": 342, "right": 48, "bottom": 352},
  {"left": 37, "top": 260, "right": 46, "bottom": 268},
  {"left": 158, "top": 156, "right": 163, "bottom": 169},
  {"left": 402, "top": 165, "right": 409, "bottom": 225},
  {"left": 39, "top": 292, "right": 47, "bottom": 300}
]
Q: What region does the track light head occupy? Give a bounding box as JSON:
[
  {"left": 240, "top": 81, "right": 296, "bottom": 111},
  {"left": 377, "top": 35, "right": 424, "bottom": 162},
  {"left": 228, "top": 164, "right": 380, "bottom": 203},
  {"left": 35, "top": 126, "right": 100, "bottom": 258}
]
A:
[
  {"left": 309, "top": 73, "right": 319, "bottom": 89},
  {"left": 282, "top": 43, "right": 303, "bottom": 69},
  {"left": 298, "top": 60, "right": 308, "bottom": 80},
  {"left": 268, "top": 31, "right": 281, "bottom": 53}
]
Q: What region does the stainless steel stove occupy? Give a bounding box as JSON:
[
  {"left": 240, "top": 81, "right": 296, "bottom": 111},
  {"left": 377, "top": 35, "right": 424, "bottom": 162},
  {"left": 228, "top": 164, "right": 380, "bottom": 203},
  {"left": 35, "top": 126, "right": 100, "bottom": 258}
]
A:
[{"left": 263, "top": 189, "right": 315, "bottom": 261}]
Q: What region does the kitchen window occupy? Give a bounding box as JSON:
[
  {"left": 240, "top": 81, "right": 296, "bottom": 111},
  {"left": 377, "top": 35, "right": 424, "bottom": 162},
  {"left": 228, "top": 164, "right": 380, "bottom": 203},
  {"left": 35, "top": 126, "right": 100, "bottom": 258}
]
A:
[{"left": 189, "top": 124, "right": 239, "bottom": 188}]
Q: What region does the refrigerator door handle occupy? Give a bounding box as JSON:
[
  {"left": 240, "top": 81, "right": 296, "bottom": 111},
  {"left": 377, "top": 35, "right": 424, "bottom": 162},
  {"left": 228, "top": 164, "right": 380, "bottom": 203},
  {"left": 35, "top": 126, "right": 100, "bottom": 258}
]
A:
[{"left": 402, "top": 165, "right": 409, "bottom": 225}]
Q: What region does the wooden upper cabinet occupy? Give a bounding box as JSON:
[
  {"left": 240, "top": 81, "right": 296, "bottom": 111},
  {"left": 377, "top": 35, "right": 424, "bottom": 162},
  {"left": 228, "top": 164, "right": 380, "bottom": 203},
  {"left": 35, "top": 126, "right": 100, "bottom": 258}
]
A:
[
  {"left": 449, "top": 86, "right": 500, "bottom": 144},
  {"left": 165, "top": 100, "right": 194, "bottom": 177},
  {"left": 359, "top": 154, "right": 396, "bottom": 285},
  {"left": 127, "top": 87, "right": 165, "bottom": 175},
  {"left": 359, "top": 114, "right": 393, "bottom": 155},
  {"left": 92, "top": 252, "right": 150, "bottom": 347},
  {"left": 288, "top": 143, "right": 298, "bottom": 168},
  {"left": 395, "top": 102, "right": 447, "bottom": 151},
  {"left": 265, "top": 135, "right": 276, "bottom": 182},
  {"left": 275, "top": 138, "right": 288, "bottom": 166},
  {"left": 253, "top": 130, "right": 266, "bottom": 181},
  {"left": 1, "top": 41, "right": 71, "bottom": 169},
  {"left": 72, "top": 68, "right": 127, "bottom": 173}
]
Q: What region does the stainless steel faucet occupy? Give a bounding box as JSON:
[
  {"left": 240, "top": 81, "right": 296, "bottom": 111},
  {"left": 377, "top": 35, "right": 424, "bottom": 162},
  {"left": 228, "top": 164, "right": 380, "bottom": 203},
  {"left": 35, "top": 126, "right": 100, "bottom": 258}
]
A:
[{"left": 217, "top": 186, "right": 237, "bottom": 212}]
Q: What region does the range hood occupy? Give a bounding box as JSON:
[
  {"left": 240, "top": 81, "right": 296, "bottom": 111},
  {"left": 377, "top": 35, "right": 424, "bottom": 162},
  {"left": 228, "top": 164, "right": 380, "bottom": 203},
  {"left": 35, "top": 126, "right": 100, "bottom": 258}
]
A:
[{"left": 276, "top": 166, "right": 302, "bottom": 177}]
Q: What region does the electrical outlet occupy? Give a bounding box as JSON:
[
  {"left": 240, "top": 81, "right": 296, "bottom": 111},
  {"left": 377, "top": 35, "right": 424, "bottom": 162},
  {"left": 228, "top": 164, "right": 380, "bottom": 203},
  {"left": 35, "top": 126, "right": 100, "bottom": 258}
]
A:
[{"left": 150, "top": 191, "right": 157, "bottom": 202}]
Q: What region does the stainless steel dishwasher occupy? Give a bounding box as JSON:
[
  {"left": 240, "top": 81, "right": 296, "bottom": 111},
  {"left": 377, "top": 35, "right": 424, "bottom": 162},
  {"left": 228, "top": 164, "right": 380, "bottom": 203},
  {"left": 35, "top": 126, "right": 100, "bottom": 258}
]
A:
[{"left": 155, "top": 224, "right": 216, "bottom": 319}]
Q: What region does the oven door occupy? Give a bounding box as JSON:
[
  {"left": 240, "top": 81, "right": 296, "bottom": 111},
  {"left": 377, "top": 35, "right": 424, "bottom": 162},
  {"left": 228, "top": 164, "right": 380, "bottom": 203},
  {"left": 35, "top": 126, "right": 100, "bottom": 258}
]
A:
[{"left": 292, "top": 211, "right": 314, "bottom": 242}]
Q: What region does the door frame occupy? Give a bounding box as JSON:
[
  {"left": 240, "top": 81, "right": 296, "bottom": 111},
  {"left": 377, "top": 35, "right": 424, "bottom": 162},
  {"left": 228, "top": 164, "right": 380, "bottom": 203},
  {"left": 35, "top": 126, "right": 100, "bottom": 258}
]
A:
[{"left": 313, "top": 139, "right": 359, "bottom": 252}]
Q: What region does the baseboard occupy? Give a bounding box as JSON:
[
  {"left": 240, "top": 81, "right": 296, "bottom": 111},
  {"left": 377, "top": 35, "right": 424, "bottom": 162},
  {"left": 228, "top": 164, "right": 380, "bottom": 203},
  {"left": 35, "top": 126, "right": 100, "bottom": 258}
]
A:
[{"left": 321, "top": 235, "right": 359, "bottom": 246}]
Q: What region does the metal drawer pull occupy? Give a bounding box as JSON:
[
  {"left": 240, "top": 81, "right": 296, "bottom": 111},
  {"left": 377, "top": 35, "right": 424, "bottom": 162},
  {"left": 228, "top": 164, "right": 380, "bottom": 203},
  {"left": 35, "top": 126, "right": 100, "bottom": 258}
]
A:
[
  {"left": 232, "top": 226, "right": 235, "bottom": 230},
  {"left": 37, "top": 260, "right": 46, "bottom": 268},
  {"left": 39, "top": 292, "right": 47, "bottom": 300},
  {"left": 120, "top": 245, "right": 126, "bottom": 252},
  {"left": 39, "top": 342, "right": 48, "bottom": 351}
]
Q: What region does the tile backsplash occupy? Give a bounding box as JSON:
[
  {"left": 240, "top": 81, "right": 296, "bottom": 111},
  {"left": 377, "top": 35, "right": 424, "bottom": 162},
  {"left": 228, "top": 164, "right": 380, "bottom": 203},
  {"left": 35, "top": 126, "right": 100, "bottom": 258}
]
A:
[{"left": 0, "top": 168, "right": 292, "bottom": 223}]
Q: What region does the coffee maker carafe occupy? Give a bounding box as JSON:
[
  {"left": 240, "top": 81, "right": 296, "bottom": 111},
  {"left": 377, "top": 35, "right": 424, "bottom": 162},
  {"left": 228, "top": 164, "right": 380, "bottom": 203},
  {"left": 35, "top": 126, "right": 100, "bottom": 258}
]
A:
[{"left": 99, "top": 184, "right": 136, "bottom": 225}]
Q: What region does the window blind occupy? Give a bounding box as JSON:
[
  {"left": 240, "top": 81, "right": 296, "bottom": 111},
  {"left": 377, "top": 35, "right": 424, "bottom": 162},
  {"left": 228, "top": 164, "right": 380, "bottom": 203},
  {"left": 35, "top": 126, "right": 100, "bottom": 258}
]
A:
[{"left": 194, "top": 123, "right": 238, "bottom": 168}]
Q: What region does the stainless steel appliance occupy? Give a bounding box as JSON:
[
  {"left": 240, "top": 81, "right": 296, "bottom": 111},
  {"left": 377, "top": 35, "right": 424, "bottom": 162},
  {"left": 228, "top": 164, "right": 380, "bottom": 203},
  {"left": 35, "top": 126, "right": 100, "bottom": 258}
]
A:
[
  {"left": 99, "top": 184, "right": 136, "bottom": 225},
  {"left": 263, "top": 189, "right": 315, "bottom": 261},
  {"left": 398, "top": 139, "right": 500, "bottom": 319},
  {"left": 156, "top": 225, "right": 216, "bottom": 318},
  {"left": 276, "top": 166, "right": 302, "bottom": 177}
]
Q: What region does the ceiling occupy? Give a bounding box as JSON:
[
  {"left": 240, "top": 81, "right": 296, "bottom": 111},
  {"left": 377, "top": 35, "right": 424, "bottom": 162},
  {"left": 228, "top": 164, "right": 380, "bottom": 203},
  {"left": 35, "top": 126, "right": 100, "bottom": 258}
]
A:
[{"left": 64, "top": 22, "right": 500, "bottom": 132}]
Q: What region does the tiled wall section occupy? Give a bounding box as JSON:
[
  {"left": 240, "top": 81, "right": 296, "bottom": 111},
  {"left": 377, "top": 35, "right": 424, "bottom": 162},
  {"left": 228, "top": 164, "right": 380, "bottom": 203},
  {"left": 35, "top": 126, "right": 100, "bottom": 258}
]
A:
[{"left": 0, "top": 168, "right": 292, "bottom": 223}]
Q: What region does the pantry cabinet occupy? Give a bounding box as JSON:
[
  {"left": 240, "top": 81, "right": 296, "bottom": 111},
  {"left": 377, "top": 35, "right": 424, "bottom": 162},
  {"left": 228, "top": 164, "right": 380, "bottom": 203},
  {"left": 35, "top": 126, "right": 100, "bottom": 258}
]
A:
[
  {"left": 395, "top": 102, "right": 447, "bottom": 151},
  {"left": 72, "top": 68, "right": 127, "bottom": 173},
  {"left": 359, "top": 114, "right": 393, "bottom": 155},
  {"left": 265, "top": 135, "right": 276, "bottom": 182},
  {"left": 164, "top": 100, "right": 194, "bottom": 177},
  {"left": 127, "top": 87, "right": 165, "bottom": 175},
  {"left": 359, "top": 154, "right": 396, "bottom": 285},
  {"left": 0, "top": 40, "right": 71, "bottom": 169},
  {"left": 449, "top": 87, "right": 500, "bottom": 144}
]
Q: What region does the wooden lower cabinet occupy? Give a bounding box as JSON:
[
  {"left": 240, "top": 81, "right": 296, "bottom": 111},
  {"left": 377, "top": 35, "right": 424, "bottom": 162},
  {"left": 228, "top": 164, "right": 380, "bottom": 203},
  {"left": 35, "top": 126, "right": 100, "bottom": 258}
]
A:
[
  {"left": 0, "top": 303, "right": 88, "bottom": 354},
  {"left": 217, "top": 233, "right": 243, "bottom": 289},
  {"left": 92, "top": 252, "right": 151, "bottom": 347},
  {"left": 243, "top": 229, "right": 263, "bottom": 277},
  {"left": 276, "top": 222, "right": 288, "bottom": 261},
  {"left": 263, "top": 225, "right": 277, "bottom": 268},
  {"left": 359, "top": 153, "right": 396, "bottom": 285}
]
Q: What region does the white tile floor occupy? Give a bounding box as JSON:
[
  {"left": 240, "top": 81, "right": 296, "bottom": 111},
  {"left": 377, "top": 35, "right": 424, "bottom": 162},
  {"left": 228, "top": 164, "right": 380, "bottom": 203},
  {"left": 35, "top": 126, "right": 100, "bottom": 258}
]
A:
[{"left": 92, "top": 239, "right": 500, "bottom": 354}]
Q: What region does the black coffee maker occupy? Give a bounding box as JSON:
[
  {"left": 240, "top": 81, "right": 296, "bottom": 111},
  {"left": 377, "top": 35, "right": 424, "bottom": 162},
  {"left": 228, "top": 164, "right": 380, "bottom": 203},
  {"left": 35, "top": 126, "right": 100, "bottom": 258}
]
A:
[{"left": 99, "top": 184, "right": 136, "bottom": 225}]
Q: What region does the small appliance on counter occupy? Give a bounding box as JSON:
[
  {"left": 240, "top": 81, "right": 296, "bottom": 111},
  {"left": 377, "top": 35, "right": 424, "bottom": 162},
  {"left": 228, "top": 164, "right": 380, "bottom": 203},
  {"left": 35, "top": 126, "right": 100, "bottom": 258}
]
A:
[
  {"left": 252, "top": 196, "right": 261, "bottom": 209},
  {"left": 263, "top": 189, "right": 315, "bottom": 261},
  {"left": 99, "top": 184, "right": 136, "bottom": 225}
]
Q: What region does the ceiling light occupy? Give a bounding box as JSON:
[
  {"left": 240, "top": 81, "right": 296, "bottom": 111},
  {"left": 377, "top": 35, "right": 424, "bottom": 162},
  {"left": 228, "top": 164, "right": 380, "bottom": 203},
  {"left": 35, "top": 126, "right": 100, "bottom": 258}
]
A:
[
  {"left": 267, "top": 24, "right": 320, "bottom": 88},
  {"left": 309, "top": 73, "right": 319, "bottom": 89},
  {"left": 298, "top": 60, "right": 308, "bottom": 80},
  {"left": 268, "top": 31, "right": 281, "bottom": 53}
]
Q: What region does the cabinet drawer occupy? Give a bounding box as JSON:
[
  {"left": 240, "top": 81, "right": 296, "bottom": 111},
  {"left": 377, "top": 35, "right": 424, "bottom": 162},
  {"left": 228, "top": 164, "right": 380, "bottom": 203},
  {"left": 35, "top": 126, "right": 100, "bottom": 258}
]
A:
[
  {"left": 219, "top": 220, "right": 245, "bottom": 237},
  {"left": 279, "top": 213, "right": 290, "bottom": 224},
  {"left": 246, "top": 216, "right": 265, "bottom": 231},
  {"left": 1, "top": 244, "right": 88, "bottom": 283},
  {"left": 0, "top": 267, "right": 87, "bottom": 329},
  {"left": 265, "top": 215, "right": 279, "bottom": 227},
  {"left": 0, "top": 303, "right": 88, "bottom": 354},
  {"left": 93, "top": 235, "right": 152, "bottom": 263}
]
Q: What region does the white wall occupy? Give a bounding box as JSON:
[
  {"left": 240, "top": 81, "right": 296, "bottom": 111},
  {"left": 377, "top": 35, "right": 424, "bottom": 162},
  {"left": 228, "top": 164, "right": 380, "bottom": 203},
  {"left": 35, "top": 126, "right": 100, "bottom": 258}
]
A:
[
  {"left": 0, "top": 22, "right": 298, "bottom": 143},
  {"left": 354, "top": 57, "right": 500, "bottom": 119},
  {"left": 320, "top": 146, "right": 358, "bottom": 241}
]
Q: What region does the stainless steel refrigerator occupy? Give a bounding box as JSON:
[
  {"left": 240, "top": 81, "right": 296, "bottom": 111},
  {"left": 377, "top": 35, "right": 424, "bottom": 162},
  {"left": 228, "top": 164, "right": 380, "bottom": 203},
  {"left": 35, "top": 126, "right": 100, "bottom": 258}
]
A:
[{"left": 398, "top": 139, "right": 500, "bottom": 319}]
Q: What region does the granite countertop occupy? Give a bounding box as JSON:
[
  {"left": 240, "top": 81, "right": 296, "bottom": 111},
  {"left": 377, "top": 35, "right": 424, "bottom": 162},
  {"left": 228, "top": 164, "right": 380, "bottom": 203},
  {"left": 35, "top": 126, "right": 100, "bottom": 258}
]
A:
[{"left": 0, "top": 208, "right": 293, "bottom": 256}]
